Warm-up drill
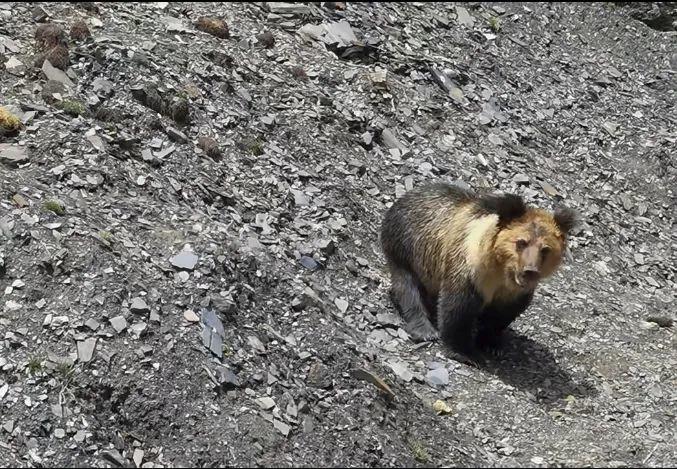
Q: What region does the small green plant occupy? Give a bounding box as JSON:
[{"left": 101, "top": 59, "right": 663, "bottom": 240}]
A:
[
  {"left": 98, "top": 230, "right": 114, "bottom": 242},
  {"left": 249, "top": 139, "right": 264, "bottom": 156},
  {"left": 27, "top": 356, "right": 43, "bottom": 375},
  {"left": 55, "top": 362, "right": 75, "bottom": 381},
  {"left": 58, "top": 99, "right": 86, "bottom": 117},
  {"left": 409, "top": 439, "right": 430, "bottom": 463},
  {"left": 489, "top": 16, "right": 501, "bottom": 32},
  {"left": 43, "top": 199, "right": 65, "bottom": 215}
]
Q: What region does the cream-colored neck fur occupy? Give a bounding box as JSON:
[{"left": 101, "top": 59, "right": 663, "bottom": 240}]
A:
[{"left": 462, "top": 214, "right": 524, "bottom": 304}]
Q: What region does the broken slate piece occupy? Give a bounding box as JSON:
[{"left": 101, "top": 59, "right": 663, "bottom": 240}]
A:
[
  {"left": 166, "top": 126, "right": 188, "bottom": 143},
  {"left": 430, "top": 67, "right": 460, "bottom": 96},
  {"left": 130, "top": 322, "right": 147, "bottom": 337},
  {"left": 170, "top": 250, "right": 198, "bottom": 270},
  {"left": 215, "top": 366, "right": 239, "bottom": 389},
  {"left": 291, "top": 189, "right": 310, "bottom": 206},
  {"left": 539, "top": 180, "right": 558, "bottom": 196},
  {"left": 201, "top": 308, "right": 224, "bottom": 358},
  {"left": 149, "top": 310, "right": 161, "bottom": 324},
  {"left": 130, "top": 297, "right": 149, "bottom": 314},
  {"left": 376, "top": 313, "right": 401, "bottom": 327},
  {"left": 273, "top": 419, "right": 291, "bottom": 437},
  {"left": 133, "top": 449, "right": 144, "bottom": 468},
  {"left": 265, "top": 2, "right": 311, "bottom": 14},
  {"left": 248, "top": 335, "right": 266, "bottom": 353},
  {"left": 41, "top": 59, "right": 74, "bottom": 88},
  {"left": 87, "top": 134, "right": 105, "bottom": 152},
  {"left": 92, "top": 78, "right": 114, "bottom": 97},
  {"left": 298, "top": 20, "right": 357, "bottom": 49},
  {"left": 136, "top": 345, "right": 153, "bottom": 358},
  {"left": 380, "top": 128, "right": 406, "bottom": 150},
  {"left": 256, "top": 396, "right": 276, "bottom": 410},
  {"left": 5, "top": 56, "right": 26, "bottom": 76},
  {"left": 388, "top": 361, "right": 414, "bottom": 382},
  {"left": 316, "top": 237, "right": 335, "bottom": 253},
  {"left": 513, "top": 173, "right": 530, "bottom": 185},
  {"left": 426, "top": 367, "right": 449, "bottom": 387},
  {"left": 101, "top": 450, "right": 128, "bottom": 468},
  {"left": 2, "top": 420, "right": 14, "bottom": 433},
  {"left": 84, "top": 318, "right": 100, "bottom": 331},
  {"left": 334, "top": 298, "right": 349, "bottom": 314},
  {"left": 76, "top": 337, "right": 97, "bottom": 363},
  {"left": 50, "top": 403, "right": 71, "bottom": 418},
  {"left": 141, "top": 149, "right": 154, "bottom": 163},
  {"left": 602, "top": 121, "right": 618, "bottom": 136},
  {"left": 156, "top": 145, "right": 176, "bottom": 159},
  {"left": 455, "top": 6, "right": 475, "bottom": 27},
  {"left": 0, "top": 144, "right": 29, "bottom": 167},
  {"left": 164, "top": 15, "right": 189, "bottom": 33},
  {"left": 299, "top": 256, "right": 319, "bottom": 271},
  {"left": 109, "top": 315, "right": 127, "bottom": 334},
  {"left": 620, "top": 194, "right": 633, "bottom": 211}
]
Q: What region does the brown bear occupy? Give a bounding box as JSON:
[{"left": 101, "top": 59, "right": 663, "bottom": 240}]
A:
[{"left": 380, "top": 182, "right": 578, "bottom": 365}]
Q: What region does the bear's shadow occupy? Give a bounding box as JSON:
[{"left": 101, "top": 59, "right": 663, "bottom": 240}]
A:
[{"left": 479, "top": 330, "right": 598, "bottom": 404}]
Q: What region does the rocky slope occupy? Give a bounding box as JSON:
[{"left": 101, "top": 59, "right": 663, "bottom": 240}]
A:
[{"left": 1, "top": 2, "right": 676, "bottom": 467}]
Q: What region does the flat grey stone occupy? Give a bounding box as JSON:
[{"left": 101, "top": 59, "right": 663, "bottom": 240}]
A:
[
  {"left": 130, "top": 297, "right": 149, "bottom": 314},
  {"left": 456, "top": 6, "right": 475, "bottom": 27},
  {"left": 380, "top": 128, "right": 406, "bottom": 150},
  {"left": 216, "top": 366, "right": 240, "bottom": 389},
  {"left": 92, "top": 78, "right": 114, "bottom": 96},
  {"left": 265, "top": 2, "right": 311, "bottom": 14},
  {"left": 201, "top": 308, "right": 224, "bottom": 358},
  {"left": 41, "top": 59, "right": 74, "bottom": 88},
  {"left": 5, "top": 56, "right": 25, "bottom": 75},
  {"left": 109, "top": 315, "right": 127, "bottom": 333},
  {"left": 426, "top": 367, "right": 449, "bottom": 387},
  {"left": 388, "top": 361, "right": 414, "bottom": 382},
  {"left": 76, "top": 337, "right": 97, "bottom": 363},
  {"left": 0, "top": 145, "right": 28, "bottom": 167},
  {"left": 273, "top": 419, "right": 291, "bottom": 436},
  {"left": 170, "top": 250, "right": 198, "bottom": 270},
  {"left": 256, "top": 396, "right": 276, "bottom": 410}
]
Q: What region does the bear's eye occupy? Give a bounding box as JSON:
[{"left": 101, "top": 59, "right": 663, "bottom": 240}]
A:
[
  {"left": 516, "top": 239, "right": 528, "bottom": 250},
  {"left": 541, "top": 246, "right": 551, "bottom": 257}
]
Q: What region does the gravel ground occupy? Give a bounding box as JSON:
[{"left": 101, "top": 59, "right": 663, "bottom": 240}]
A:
[{"left": 1, "top": 2, "right": 676, "bottom": 467}]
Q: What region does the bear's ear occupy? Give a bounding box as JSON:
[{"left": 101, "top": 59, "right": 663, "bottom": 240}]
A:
[
  {"left": 479, "top": 193, "right": 527, "bottom": 226},
  {"left": 554, "top": 206, "right": 578, "bottom": 235}
]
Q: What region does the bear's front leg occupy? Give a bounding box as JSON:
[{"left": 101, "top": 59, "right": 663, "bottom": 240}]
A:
[{"left": 437, "top": 284, "right": 486, "bottom": 367}]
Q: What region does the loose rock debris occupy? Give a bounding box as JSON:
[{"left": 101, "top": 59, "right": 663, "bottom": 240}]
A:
[{"left": 0, "top": 2, "right": 675, "bottom": 468}]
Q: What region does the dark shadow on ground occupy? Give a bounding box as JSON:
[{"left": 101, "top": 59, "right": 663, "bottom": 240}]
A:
[{"left": 481, "top": 330, "right": 599, "bottom": 405}]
